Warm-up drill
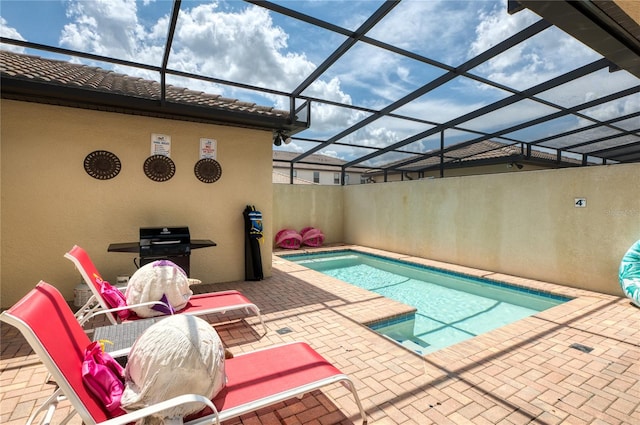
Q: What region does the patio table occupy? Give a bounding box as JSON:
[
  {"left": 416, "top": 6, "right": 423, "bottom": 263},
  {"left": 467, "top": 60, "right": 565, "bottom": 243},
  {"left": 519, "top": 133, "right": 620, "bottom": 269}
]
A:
[{"left": 93, "top": 318, "right": 162, "bottom": 358}]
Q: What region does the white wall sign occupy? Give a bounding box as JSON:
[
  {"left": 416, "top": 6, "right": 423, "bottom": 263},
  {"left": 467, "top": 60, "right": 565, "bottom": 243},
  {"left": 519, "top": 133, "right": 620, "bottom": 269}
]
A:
[
  {"left": 151, "top": 133, "right": 171, "bottom": 156},
  {"left": 574, "top": 198, "right": 587, "bottom": 208},
  {"left": 200, "top": 138, "right": 217, "bottom": 159}
]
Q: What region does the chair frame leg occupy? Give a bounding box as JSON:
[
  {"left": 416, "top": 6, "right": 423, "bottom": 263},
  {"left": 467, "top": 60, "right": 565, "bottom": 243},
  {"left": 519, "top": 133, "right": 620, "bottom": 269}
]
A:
[
  {"left": 26, "top": 387, "right": 76, "bottom": 425},
  {"left": 341, "top": 379, "right": 368, "bottom": 425}
]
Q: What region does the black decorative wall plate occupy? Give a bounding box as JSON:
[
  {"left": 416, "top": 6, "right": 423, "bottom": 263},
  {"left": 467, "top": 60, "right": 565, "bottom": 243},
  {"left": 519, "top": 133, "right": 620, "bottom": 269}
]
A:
[
  {"left": 143, "top": 155, "right": 175, "bottom": 182},
  {"left": 194, "top": 158, "right": 222, "bottom": 183},
  {"left": 84, "top": 150, "right": 121, "bottom": 180}
]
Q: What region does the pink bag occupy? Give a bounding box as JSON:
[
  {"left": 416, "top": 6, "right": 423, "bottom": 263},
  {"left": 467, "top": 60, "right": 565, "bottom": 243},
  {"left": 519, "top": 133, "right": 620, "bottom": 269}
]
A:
[
  {"left": 82, "top": 341, "right": 125, "bottom": 414},
  {"left": 100, "top": 280, "right": 130, "bottom": 320}
]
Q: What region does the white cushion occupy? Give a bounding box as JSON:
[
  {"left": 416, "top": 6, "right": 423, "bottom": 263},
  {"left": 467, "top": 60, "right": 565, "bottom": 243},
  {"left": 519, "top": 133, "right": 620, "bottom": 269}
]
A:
[
  {"left": 125, "top": 260, "right": 192, "bottom": 318},
  {"left": 121, "top": 315, "right": 226, "bottom": 424}
]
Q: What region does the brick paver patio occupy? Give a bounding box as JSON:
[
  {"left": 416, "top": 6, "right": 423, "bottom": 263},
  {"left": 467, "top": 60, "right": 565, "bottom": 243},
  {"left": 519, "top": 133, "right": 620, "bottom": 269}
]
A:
[{"left": 1, "top": 245, "right": 639, "bottom": 424}]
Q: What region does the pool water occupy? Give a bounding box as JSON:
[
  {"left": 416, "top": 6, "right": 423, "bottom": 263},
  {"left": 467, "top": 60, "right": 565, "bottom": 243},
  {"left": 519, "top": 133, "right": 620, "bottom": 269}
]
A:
[{"left": 283, "top": 251, "right": 569, "bottom": 355}]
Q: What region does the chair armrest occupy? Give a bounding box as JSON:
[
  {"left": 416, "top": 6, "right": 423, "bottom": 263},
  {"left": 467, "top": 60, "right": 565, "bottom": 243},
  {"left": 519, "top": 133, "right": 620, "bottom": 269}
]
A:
[
  {"left": 85, "top": 300, "right": 174, "bottom": 322},
  {"left": 98, "top": 394, "right": 220, "bottom": 425},
  {"left": 107, "top": 346, "right": 132, "bottom": 359}
]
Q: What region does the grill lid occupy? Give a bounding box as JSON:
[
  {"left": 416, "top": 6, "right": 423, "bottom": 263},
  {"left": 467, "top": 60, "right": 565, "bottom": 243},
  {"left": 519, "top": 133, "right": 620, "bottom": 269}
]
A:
[{"left": 140, "top": 226, "right": 190, "bottom": 256}]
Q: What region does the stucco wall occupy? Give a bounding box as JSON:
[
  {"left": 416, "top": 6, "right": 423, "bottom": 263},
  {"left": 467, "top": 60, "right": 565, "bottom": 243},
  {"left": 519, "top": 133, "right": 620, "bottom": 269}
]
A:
[
  {"left": 275, "top": 164, "right": 639, "bottom": 296},
  {"left": 1, "top": 100, "right": 273, "bottom": 308},
  {"left": 615, "top": 1, "right": 639, "bottom": 21},
  {"left": 272, "top": 184, "right": 343, "bottom": 245}
]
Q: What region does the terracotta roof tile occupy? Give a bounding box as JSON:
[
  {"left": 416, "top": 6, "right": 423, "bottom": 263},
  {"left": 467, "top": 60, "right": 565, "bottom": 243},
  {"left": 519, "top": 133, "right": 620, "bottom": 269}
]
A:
[
  {"left": 367, "top": 140, "right": 582, "bottom": 173},
  {"left": 272, "top": 170, "right": 315, "bottom": 184},
  {"left": 0, "top": 50, "right": 290, "bottom": 118}
]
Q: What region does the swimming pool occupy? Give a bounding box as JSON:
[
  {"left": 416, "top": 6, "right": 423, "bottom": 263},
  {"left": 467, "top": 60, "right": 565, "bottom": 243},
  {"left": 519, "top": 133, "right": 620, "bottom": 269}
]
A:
[{"left": 282, "top": 250, "right": 570, "bottom": 355}]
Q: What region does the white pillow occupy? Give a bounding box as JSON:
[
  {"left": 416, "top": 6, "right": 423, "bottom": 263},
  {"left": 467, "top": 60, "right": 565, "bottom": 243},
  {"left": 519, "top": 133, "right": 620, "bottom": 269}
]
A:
[
  {"left": 121, "top": 315, "right": 226, "bottom": 425},
  {"left": 125, "top": 260, "right": 192, "bottom": 318}
]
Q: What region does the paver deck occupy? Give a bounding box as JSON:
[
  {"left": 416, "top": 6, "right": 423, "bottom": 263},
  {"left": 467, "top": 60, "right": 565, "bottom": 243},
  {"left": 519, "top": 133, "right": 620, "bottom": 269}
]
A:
[{"left": 1, "top": 245, "right": 639, "bottom": 424}]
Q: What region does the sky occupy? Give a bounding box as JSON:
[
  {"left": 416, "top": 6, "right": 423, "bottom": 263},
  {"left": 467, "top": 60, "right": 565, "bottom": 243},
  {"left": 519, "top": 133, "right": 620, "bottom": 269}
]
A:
[{"left": 1, "top": 0, "right": 638, "bottom": 166}]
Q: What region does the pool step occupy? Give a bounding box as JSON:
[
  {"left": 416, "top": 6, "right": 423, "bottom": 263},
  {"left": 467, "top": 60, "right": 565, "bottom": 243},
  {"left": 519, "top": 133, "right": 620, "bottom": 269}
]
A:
[
  {"left": 383, "top": 334, "right": 431, "bottom": 355},
  {"left": 296, "top": 255, "right": 359, "bottom": 265},
  {"left": 400, "top": 337, "right": 430, "bottom": 354}
]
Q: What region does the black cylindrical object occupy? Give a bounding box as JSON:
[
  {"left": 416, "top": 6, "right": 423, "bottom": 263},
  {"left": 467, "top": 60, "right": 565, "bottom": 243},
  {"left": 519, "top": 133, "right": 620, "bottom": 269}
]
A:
[{"left": 243, "top": 206, "right": 263, "bottom": 281}]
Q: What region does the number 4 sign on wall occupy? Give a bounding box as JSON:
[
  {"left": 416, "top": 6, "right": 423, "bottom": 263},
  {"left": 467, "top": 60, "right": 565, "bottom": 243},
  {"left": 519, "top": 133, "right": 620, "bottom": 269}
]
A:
[{"left": 574, "top": 198, "right": 587, "bottom": 208}]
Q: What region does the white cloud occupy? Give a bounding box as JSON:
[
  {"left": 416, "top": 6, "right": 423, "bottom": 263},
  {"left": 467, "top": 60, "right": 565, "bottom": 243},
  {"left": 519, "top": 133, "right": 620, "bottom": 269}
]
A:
[
  {"left": 470, "top": 4, "right": 538, "bottom": 56},
  {"left": 537, "top": 68, "right": 639, "bottom": 109},
  {"left": 61, "top": 0, "right": 143, "bottom": 58},
  {"left": 171, "top": 4, "right": 297, "bottom": 85},
  {"left": 356, "top": 125, "right": 402, "bottom": 148},
  {"left": 318, "top": 150, "right": 339, "bottom": 159},
  {"left": 317, "top": 1, "right": 486, "bottom": 109},
  {"left": 55, "top": 0, "right": 361, "bottom": 136},
  {"left": 7, "top": 0, "right": 632, "bottom": 165},
  {"left": 464, "top": 100, "right": 558, "bottom": 133},
  {"left": 0, "top": 17, "right": 26, "bottom": 53},
  {"left": 281, "top": 142, "right": 306, "bottom": 154},
  {"left": 308, "top": 101, "right": 367, "bottom": 135},
  {"left": 368, "top": 0, "right": 481, "bottom": 65},
  {"left": 326, "top": 44, "right": 421, "bottom": 107},
  {"left": 306, "top": 77, "right": 353, "bottom": 105},
  {"left": 580, "top": 89, "right": 640, "bottom": 122},
  {"left": 396, "top": 97, "right": 488, "bottom": 125},
  {"left": 470, "top": 7, "right": 600, "bottom": 89}
]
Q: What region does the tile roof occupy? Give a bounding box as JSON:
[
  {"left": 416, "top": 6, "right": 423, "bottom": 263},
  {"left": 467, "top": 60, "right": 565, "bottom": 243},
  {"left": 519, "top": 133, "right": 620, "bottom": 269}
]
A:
[
  {"left": 272, "top": 170, "right": 315, "bottom": 184},
  {"left": 273, "top": 150, "right": 364, "bottom": 172},
  {"left": 367, "top": 139, "right": 583, "bottom": 174},
  {"left": 0, "top": 50, "right": 292, "bottom": 126},
  {"left": 273, "top": 150, "right": 343, "bottom": 164}
]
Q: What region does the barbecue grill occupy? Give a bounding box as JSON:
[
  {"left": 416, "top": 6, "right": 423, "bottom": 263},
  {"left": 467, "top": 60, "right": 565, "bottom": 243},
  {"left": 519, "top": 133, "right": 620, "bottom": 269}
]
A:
[{"left": 139, "top": 226, "right": 191, "bottom": 274}]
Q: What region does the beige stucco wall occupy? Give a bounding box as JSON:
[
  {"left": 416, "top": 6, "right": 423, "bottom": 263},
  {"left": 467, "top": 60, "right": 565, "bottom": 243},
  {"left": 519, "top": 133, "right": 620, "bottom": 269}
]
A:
[
  {"left": 615, "top": 1, "right": 640, "bottom": 22},
  {"left": 3, "top": 98, "right": 635, "bottom": 306},
  {"left": 272, "top": 184, "right": 343, "bottom": 245},
  {"left": 275, "top": 163, "right": 639, "bottom": 296},
  {"left": 1, "top": 100, "right": 273, "bottom": 308}
]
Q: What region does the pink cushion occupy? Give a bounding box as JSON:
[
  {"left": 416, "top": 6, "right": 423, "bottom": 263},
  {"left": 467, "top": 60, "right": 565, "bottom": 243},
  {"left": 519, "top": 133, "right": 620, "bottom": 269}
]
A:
[
  {"left": 301, "top": 228, "right": 324, "bottom": 247},
  {"left": 275, "top": 229, "right": 302, "bottom": 250},
  {"left": 99, "top": 280, "right": 130, "bottom": 320}
]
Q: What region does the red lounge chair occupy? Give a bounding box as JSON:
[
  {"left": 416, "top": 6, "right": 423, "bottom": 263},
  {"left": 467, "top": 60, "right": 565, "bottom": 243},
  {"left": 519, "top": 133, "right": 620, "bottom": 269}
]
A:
[
  {"left": 0, "top": 282, "right": 367, "bottom": 425},
  {"left": 65, "top": 245, "right": 266, "bottom": 334}
]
